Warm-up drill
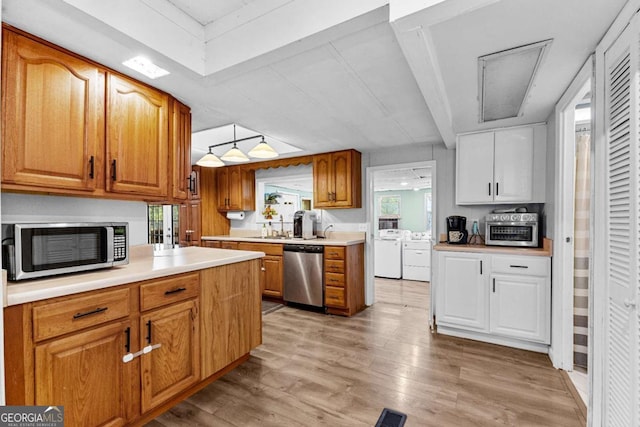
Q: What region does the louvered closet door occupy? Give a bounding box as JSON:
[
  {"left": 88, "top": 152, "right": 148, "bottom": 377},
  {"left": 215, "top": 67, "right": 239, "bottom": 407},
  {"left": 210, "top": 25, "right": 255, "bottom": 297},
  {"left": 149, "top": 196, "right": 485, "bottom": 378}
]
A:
[{"left": 603, "top": 21, "right": 639, "bottom": 427}]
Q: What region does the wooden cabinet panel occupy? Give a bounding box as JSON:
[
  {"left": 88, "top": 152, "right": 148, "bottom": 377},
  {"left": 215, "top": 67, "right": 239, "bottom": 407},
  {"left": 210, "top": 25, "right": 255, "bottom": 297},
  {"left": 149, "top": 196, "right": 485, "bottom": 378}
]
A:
[
  {"left": 2, "top": 29, "right": 104, "bottom": 192},
  {"left": 179, "top": 201, "right": 201, "bottom": 247},
  {"left": 237, "top": 242, "right": 283, "bottom": 256},
  {"left": 261, "top": 255, "right": 283, "bottom": 297},
  {"left": 171, "top": 100, "right": 192, "bottom": 201},
  {"left": 216, "top": 166, "right": 255, "bottom": 211},
  {"left": 323, "top": 244, "right": 364, "bottom": 316},
  {"left": 139, "top": 272, "right": 200, "bottom": 311},
  {"left": 35, "top": 320, "right": 135, "bottom": 426},
  {"left": 140, "top": 299, "right": 200, "bottom": 413},
  {"left": 313, "top": 150, "right": 361, "bottom": 209},
  {"left": 200, "top": 260, "right": 261, "bottom": 378},
  {"left": 32, "top": 288, "right": 130, "bottom": 342},
  {"left": 106, "top": 73, "right": 169, "bottom": 198},
  {"left": 201, "top": 240, "right": 221, "bottom": 248},
  {"left": 219, "top": 241, "right": 239, "bottom": 250}
]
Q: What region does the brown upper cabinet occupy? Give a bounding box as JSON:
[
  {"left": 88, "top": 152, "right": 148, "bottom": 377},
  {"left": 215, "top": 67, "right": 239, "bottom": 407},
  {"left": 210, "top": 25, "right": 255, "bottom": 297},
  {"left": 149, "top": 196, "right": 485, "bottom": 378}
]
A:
[
  {"left": 106, "top": 73, "right": 169, "bottom": 198},
  {"left": 313, "top": 149, "right": 361, "bottom": 209},
  {"left": 1, "top": 26, "right": 189, "bottom": 202},
  {"left": 216, "top": 165, "right": 255, "bottom": 211},
  {"left": 2, "top": 29, "right": 105, "bottom": 192},
  {"left": 171, "top": 100, "right": 195, "bottom": 201}
]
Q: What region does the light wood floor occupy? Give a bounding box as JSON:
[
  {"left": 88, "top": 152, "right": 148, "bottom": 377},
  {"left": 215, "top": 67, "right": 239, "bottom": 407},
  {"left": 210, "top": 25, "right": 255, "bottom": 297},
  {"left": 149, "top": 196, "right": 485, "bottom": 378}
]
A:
[{"left": 148, "top": 278, "right": 584, "bottom": 426}]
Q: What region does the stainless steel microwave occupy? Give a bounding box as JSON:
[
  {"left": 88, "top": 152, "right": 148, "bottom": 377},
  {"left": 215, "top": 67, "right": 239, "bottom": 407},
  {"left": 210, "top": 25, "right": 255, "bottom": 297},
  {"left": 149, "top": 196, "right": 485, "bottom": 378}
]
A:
[{"left": 2, "top": 222, "right": 129, "bottom": 281}]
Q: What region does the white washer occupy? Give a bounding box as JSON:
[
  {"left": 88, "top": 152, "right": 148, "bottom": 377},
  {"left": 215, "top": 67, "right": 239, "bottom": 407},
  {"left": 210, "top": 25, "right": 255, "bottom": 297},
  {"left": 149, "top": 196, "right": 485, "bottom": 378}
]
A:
[
  {"left": 374, "top": 230, "right": 403, "bottom": 279},
  {"left": 402, "top": 240, "right": 431, "bottom": 281}
]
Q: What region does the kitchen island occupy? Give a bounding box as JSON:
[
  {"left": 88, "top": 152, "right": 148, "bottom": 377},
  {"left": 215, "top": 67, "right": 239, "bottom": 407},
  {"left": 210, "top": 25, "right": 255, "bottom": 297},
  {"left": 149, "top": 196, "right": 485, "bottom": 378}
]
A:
[
  {"left": 201, "top": 232, "right": 366, "bottom": 316},
  {"left": 3, "top": 245, "right": 264, "bottom": 427}
]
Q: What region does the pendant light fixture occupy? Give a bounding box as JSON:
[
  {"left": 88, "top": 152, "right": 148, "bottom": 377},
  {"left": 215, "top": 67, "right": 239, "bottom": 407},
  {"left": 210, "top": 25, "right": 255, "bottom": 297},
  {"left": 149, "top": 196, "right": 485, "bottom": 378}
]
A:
[
  {"left": 248, "top": 136, "right": 278, "bottom": 159},
  {"left": 195, "top": 148, "right": 225, "bottom": 167},
  {"left": 196, "top": 124, "right": 279, "bottom": 167}
]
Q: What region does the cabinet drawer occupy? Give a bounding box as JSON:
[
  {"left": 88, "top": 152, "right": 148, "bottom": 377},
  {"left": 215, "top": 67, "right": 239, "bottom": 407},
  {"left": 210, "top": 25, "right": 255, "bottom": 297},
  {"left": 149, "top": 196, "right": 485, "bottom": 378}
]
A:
[
  {"left": 219, "top": 241, "right": 239, "bottom": 250},
  {"left": 491, "top": 255, "right": 549, "bottom": 276},
  {"left": 201, "top": 240, "right": 221, "bottom": 248},
  {"left": 237, "top": 242, "right": 283, "bottom": 256},
  {"left": 324, "top": 246, "right": 345, "bottom": 260},
  {"left": 325, "top": 286, "right": 345, "bottom": 308},
  {"left": 33, "top": 288, "right": 131, "bottom": 342},
  {"left": 325, "top": 259, "right": 345, "bottom": 274},
  {"left": 140, "top": 272, "right": 200, "bottom": 311},
  {"left": 325, "top": 272, "right": 345, "bottom": 287}
]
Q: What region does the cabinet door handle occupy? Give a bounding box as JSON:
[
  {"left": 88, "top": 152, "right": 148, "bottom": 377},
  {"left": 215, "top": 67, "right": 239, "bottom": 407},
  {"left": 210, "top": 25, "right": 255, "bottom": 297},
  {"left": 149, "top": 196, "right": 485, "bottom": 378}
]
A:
[
  {"left": 480, "top": 260, "right": 483, "bottom": 275},
  {"left": 496, "top": 182, "right": 499, "bottom": 196},
  {"left": 111, "top": 159, "right": 117, "bottom": 181},
  {"left": 164, "top": 287, "right": 187, "bottom": 295},
  {"left": 73, "top": 306, "right": 108, "bottom": 319},
  {"left": 124, "top": 327, "right": 131, "bottom": 353},
  {"left": 509, "top": 265, "right": 529, "bottom": 269},
  {"left": 89, "top": 156, "right": 95, "bottom": 179},
  {"left": 261, "top": 267, "right": 266, "bottom": 271},
  {"left": 492, "top": 278, "right": 496, "bottom": 293},
  {"left": 146, "top": 320, "right": 152, "bottom": 344},
  {"left": 488, "top": 182, "right": 491, "bottom": 196}
]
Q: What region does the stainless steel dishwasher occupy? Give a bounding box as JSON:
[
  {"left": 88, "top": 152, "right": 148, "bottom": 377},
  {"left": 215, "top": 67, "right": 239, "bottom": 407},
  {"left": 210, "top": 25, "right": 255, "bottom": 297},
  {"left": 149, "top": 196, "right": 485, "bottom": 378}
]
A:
[{"left": 283, "top": 244, "right": 324, "bottom": 307}]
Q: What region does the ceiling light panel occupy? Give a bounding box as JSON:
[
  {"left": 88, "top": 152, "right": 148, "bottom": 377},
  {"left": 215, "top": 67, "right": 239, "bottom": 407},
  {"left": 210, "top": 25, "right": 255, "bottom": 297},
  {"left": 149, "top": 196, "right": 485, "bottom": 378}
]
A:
[
  {"left": 478, "top": 40, "right": 552, "bottom": 122},
  {"left": 122, "top": 56, "right": 170, "bottom": 79}
]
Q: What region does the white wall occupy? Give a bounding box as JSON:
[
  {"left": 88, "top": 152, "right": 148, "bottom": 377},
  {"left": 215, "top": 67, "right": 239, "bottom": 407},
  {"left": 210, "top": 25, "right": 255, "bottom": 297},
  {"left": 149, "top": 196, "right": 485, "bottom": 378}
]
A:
[
  {"left": 545, "top": 112, "right": 557, "bottom": 238},
  {"left": 1, "top": 193, "right": 149, "bottom": 245}
]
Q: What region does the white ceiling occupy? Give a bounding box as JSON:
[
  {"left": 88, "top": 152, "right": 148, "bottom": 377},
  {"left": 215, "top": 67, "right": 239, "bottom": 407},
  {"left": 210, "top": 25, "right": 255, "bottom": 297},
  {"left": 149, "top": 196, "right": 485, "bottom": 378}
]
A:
[
  {"left": 2, "top": 0, "right": 626, "bottom": 156},
  {"left": 374, "top": 167, "right": 432, "bottom": 191}
]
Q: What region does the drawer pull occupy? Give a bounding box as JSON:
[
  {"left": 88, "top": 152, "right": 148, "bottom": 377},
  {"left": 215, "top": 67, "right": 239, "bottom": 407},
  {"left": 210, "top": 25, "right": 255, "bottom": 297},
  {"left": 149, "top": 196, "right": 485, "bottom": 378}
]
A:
[
  {"left": 73, "top": 306, "right": 108, "bottom": 320},
  {"left": 509, "top": 265, "right": 529, "bottom": 269},
  {"left": 164, "top": 287, "right": 187, "bottom": 295}
]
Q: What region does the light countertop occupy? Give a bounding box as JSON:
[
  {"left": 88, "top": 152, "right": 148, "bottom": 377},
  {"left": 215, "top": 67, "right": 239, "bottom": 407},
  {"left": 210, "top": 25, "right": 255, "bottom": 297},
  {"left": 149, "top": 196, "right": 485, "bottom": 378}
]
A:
[
  {"left": 4, "top": 245, "right": 265, "bottom": 306},
  {"left": 433, "top": 238, "right": 552, "bottom": 257},
  {"left": 202, "top": 232, "right": 366, "bottom": 246}
]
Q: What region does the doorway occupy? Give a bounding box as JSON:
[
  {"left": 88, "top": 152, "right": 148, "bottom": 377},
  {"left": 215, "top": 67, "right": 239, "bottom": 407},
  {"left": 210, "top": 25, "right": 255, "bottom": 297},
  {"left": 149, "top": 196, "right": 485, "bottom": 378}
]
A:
[
  {"left": 365, "top": 161, "right": 436, "bottom": 308},
  {"left": 554, "top": 56, "right": 593, "bottom": 404}
]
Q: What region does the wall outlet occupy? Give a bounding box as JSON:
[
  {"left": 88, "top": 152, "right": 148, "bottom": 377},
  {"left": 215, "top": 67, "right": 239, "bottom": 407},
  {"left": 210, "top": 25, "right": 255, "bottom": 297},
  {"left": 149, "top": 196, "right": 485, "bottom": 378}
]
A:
[{"left": 358, "top": 223, "right": 368, "bottom": 232}]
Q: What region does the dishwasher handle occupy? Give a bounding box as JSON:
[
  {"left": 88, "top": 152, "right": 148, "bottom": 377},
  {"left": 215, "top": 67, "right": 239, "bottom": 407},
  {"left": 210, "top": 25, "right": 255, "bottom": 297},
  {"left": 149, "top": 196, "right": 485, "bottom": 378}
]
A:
[{"left": 283, "top": 244, "right": 324, "bottom": 253}]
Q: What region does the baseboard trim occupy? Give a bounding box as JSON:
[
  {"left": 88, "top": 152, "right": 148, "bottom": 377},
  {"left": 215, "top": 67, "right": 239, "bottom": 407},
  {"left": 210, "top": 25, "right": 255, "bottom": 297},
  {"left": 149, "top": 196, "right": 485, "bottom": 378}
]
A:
[{"left": 560, "top": 370, "right": 588, "bottom": 425}]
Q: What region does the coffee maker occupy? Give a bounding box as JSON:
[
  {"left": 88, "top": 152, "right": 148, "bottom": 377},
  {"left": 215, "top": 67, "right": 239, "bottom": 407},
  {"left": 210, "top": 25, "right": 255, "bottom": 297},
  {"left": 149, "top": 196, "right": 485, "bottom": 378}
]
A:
[{"left": 447, "top": 215, "right": 468, "bottom": 244}]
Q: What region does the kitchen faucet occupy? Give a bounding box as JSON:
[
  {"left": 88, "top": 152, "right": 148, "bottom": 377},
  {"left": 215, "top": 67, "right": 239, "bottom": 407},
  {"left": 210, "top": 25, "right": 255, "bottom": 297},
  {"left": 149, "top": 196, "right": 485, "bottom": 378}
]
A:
[{"left": 323, "top": 224, "right": 333, "bottom": 238}]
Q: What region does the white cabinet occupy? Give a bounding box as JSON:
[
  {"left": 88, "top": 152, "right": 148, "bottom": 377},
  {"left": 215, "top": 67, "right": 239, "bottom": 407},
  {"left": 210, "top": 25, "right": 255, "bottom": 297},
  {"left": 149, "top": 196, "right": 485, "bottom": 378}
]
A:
[
  {"left": 435, "top": 250, "right": 550, "bottom": 351},
  {"left": 489, "top": 255, "right": 550, "bottom": 343},
  {"left": 436, "top": 252, "right": 488, "bottom": 331},
  {"left": 402, "top": 240, "right": 431, "bottom": 281},
  {"left": 456, "top": 124, "right": 546, "bottom": 204}
]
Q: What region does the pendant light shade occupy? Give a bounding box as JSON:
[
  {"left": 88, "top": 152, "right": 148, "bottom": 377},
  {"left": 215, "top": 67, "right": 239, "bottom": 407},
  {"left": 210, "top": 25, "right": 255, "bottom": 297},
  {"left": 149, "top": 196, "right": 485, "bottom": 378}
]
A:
[
  {"left": 247, "top": 136, "right": 278, "bottom": 159},
  {"left": 196, "top": 149, "right": 225, "bottom": 167},
  {"left": 221, "top": 143, "right": 250, "bottom": 163}
]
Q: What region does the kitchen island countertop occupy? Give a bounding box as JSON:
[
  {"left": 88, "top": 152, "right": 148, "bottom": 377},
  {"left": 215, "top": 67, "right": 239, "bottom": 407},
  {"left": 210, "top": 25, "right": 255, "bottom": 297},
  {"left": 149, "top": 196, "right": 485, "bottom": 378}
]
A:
[{"left": 4, "top": 245, "right": 265, "bottom": 306}]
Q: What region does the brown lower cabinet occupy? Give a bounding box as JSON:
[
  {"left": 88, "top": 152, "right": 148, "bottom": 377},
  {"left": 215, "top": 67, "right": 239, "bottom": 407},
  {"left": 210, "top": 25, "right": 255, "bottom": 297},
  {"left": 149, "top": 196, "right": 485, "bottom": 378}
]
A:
[
  {"left": 324, "top": 244, "right": 365, "bottom": 316},
  {"left": 4, "top": 260, "right": 261, "bottom": 427}
]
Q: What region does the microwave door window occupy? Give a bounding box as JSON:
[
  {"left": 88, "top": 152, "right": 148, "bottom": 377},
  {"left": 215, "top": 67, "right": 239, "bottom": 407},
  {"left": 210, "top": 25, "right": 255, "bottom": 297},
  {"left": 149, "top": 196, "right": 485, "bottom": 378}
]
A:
[{"left": 23, "top": 227, "right": 108, "bottom": 272}]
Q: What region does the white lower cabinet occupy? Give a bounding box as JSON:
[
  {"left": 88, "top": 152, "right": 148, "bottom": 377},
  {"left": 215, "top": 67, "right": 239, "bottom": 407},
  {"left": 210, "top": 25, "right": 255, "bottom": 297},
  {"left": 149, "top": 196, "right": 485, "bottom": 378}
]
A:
[
  {"left": 437, "top": 252, "right": 488, "bottom": 331},
  {"left": 436, "top": 251, "right": 550, "bottom": 351}
]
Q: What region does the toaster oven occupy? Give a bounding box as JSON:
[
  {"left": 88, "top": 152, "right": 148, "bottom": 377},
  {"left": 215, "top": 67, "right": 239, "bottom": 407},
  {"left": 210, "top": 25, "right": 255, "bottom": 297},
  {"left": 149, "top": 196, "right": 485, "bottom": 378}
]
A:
[{"left": 485, "top": 213, "right": 539, "bottom": 247}]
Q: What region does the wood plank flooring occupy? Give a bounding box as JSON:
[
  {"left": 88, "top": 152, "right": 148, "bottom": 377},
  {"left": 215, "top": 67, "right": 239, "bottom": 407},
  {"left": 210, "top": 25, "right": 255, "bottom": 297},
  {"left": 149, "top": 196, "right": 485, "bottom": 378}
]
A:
[{"left": 148, "top": 278, "right": 584, "bottom": 426}]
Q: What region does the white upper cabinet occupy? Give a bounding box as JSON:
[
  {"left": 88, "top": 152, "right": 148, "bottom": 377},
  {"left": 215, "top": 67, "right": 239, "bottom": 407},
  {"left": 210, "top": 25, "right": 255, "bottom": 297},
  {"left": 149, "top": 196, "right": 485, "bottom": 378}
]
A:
[{"left": 456, "top": 124, "right": 546, "bottom": 205}]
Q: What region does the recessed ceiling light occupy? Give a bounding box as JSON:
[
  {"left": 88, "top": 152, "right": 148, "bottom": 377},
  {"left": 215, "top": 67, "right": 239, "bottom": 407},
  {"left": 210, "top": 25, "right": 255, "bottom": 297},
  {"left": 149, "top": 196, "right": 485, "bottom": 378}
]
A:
[
  {"left": 413, "top": 188, "right": 420, "bottom": 191},
  {"left": 122, "top": 56, "right": 170, "bottom": 79},
  {"left": 400, "top": 182, "right": 408, "bottom": 186}
]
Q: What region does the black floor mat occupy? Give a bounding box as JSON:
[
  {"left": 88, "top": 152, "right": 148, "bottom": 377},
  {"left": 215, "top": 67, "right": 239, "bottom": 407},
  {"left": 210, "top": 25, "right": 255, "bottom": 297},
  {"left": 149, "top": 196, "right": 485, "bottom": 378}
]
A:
[{"left": 375, "top": 408, "right": 407, "bottom": 427}]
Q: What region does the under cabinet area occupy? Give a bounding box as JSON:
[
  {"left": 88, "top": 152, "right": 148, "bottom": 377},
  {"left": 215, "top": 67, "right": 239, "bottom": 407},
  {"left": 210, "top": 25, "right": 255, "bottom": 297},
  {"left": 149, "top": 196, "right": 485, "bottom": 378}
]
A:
[
  {"left": 4, "top": 260, "right": 261, "bottom": 427},
  {"left": 456, "top": 124, "right": 546, "bottom": 204},
  {"left": 435, "top": 248, "right": 551, "bottom": 352}
]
